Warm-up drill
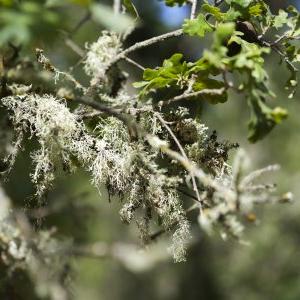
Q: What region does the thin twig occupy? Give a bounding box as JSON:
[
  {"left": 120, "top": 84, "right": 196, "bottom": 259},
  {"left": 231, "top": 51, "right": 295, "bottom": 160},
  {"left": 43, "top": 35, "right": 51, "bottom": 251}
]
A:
[
  {"left": 215, "top": 0, "right": 225, "bottom": 6},
  {"left": 151, "top": 142, "right": 235, "bottom": 200},
  {"left": 60, "top": 11, "right": 90, "bottom": 59},
  {"left": 190, "top": 0, "right": 198, "bottom": 19},
  {"left": 113, "top": 0, "right": 122, "bottom": 14},
  {"left": 155, "top": 113, "right": 203, "bottom": 209},
  {"left": 124, "top": 56, "right": 145, "bottom": 71},
  {"left": 159, "top": 87, "right": 226, "bottom": 107},
  {"left": 270, "top": 32, "right": 290, "bottom": 46},
  {"left": 241, "top": 165, "right": 280, "bottom": 188},
  {"left": 36, "top": 48, "right": 87, "bottom": 93},
  {"left": 150, "top": 204, "right": 198, "bottom": 241},
  {"left": 258, "top": 38, "right": 298, "bottom": 72},
  {"left": 70, "top": 242, "right": 110, "bottom": 259},
  {"left": 76, "top": 111, "right": 104, "bottom": 121},
  {"left": 65, "top": 38, "right": 85, "bottom": 57},
  {"left": 70, "top": 11, "right": 91, "bottom": 36},
  {"left": 272, "top": 46, "right": 298, "bottom": 72},
  {"left": 108, "top": 29, "right": 183, "bottom": 68},
  {"left": 177, "top": 187, "right": 202, "bottom": 202},
  {"left": 75, "top": 96, "right": 130, "bottom": 124}
]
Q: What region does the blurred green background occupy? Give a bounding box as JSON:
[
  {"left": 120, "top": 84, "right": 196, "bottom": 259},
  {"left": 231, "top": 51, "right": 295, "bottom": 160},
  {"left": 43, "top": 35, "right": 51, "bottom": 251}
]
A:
[{"left": 1, "top": 0, "right": 300, "bottom": 299}]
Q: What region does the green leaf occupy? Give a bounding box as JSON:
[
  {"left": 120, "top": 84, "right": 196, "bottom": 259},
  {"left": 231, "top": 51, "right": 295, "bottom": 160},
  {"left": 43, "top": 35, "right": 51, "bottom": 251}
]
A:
[
  {"left": 122, "top": 0, "right": 139, "bottom": 18},
  {"left": 273, "top": 9, "right": 289, "bottom": 29},
  {"left": 162, "top": 53, "right": 183, "bottom": 68},
  {"left": 203, "top": 49, "right": 226, "bottom": 69},
  {"left": 223, "top": 7, "right": 241, "bottom": 21},
  {"left": 183, "top": 14, "right": 213, "bottom": 38},
  {"left": 188, "top": 58, "right": 212, "bottom": 74},
  {"left": 231, "top": 38, "right": 270, "bottom": 82},
  {"left": 133, "top": 53, "right": 189, "bottom": 95},
  {"left": 201, "top": 3, "right": 224, "bottom": 21},
  {"left": 225, "top": 0, "right": 252, "bottom": 8},
  {"left": 193, "top": 78, "right": 227, "bottom": 104},
  {"left": 132, "top": 81, "right": 149, "bottom": 88},
  {"left": 248, "top": 3, "right": 263, "bottom": 16},
  {"left": 215, "top": 22, "right": 235, "bottom": 45},
  {"left": 248, "top": 90, "right": 288, "bottom": 143}
]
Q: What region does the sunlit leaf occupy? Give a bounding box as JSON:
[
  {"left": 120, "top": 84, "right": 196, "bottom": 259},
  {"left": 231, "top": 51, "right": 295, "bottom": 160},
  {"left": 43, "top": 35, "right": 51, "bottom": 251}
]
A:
[
  {"left": 183, "top": 14, "right": 213, "bottom": 38},
  {"left": 122, "top": 0, "right": 139, "bottom": 18},
  {"left": 248, "top": 90, "right": 288, "bottom": 143},
  {"left": 273, "top": 9, "right": 289, "bottom": 29},
  {"left": 225, "top": 0, "right": 252, "bottom": 8}
]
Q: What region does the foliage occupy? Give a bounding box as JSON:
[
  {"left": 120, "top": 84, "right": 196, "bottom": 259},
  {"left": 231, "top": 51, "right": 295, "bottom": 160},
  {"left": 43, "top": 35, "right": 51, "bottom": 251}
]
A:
[{"left": 136, "top": 0, "right": 300, "bottom": 141}]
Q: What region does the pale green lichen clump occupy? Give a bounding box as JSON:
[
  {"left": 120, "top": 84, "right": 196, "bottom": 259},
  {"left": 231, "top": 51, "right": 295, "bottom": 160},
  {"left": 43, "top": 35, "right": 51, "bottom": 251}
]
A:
[
  {"left": 1, "top": 88, "right": 290, "bottom": 261},
  {"left": 84, "top": 31, "right": 122, "bottom": 84},
  {"left": 0, "top": 184, "right": 70, "bottom": 300},
  {"left": 1, "top": 92, "right": 191, "bottom": 261}
]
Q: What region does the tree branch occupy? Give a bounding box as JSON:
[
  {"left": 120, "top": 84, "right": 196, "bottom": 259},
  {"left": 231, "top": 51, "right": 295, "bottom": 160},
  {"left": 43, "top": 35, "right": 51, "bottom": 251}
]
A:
[
  {"left": 108, "top": 29, "right": 183, "bottom": 68},
  {"left": 190, "top": 0, "right": 198, "bottom": 19},
  {"left": 75, "top": 96, "right": 130, "bottom": 125},
  {"left": 155, "top": 112, "right": 203, "bottom": 209},
  {"left": 114, "top": 0, "right": 122, "bottom": 14},
  {"left": 124, "top": 56, "right": 145, "bottom": 71},
  {"left": 215, "top": 0, "right": 225, "bottom": 6},
  {"left": 159, "top": 87, "right": 226, "bottom": 107}
]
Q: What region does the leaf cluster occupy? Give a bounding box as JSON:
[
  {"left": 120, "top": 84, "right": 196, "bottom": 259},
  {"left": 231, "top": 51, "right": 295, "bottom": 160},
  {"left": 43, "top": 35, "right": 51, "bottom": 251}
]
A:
[{"left": 135, "top": 0, "right": 300, "bottom": 142}]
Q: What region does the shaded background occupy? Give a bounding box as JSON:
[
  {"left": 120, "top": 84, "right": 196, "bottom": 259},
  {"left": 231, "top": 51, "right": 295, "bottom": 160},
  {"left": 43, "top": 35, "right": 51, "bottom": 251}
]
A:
[{"left": 1, "top": 0, "right": 300, "bottom": 299}]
